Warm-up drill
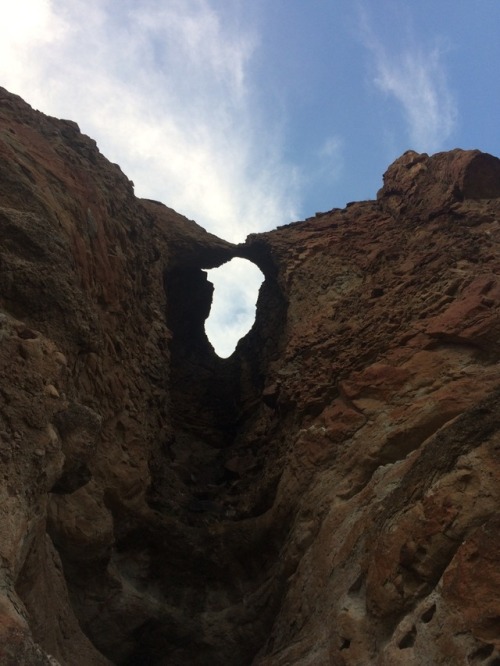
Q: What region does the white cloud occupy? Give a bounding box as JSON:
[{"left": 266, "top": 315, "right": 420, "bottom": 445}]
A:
[
  {"left": 0, "top": 0, "right": 61, "bottom": 44},
  {"left": 0, "top": 0, "right": 66, "bottom": 82},
  {"left": 359, "top": 9, "right": 457, "bottom": 153},
  {"left": 0, "top": 0, "right": 300, "bottom": 352},
  {"left": 318, "top": 135, "right": 344, "bottom": 181},
  {"left": 0, "top": 0, "right": 299, "bottom": 241},
  {"left": 373, "top": 48, "right": 457, "bottom": 152}
]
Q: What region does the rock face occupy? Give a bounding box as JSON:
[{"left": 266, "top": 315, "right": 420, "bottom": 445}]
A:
[{"left": 0, "top": 86, "right": 499, "bottom": 665}]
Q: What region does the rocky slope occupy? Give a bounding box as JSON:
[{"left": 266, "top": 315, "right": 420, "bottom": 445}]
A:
[{"left": 0, "top": 86, "right": 499, "bottom": 665}]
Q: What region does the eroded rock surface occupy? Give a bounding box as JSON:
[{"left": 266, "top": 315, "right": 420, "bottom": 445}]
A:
[{"left": 0, "top": 87, "right": 499, "bottom": 665}]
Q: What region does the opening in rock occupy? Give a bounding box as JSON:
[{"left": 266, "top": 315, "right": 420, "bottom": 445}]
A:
[{"left": 204, "top": 258, "right": 264, "bottom": 358}]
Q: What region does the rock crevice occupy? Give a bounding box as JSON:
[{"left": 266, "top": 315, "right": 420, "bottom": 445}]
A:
[{"left": 1, "top": 87, "right": 500, "bottom": 665}]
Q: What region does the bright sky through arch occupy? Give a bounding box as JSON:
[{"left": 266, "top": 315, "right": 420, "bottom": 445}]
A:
[
  {"left": 204, "top": 259, "right": 264, "bottom": 358},
  {"left": 1, "top": 1, "right": 499, "bottom": 352}
]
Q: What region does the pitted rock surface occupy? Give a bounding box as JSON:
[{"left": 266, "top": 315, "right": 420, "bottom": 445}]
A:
[{"left": 1, "top": 86, "right": 500, "bottom": 665}]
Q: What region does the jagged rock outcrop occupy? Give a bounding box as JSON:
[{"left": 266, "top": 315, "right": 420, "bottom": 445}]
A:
[{"left": 0, "top": 86, "right": 499, "bottom": 665}]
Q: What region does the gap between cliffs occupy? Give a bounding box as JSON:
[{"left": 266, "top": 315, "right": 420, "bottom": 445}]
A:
[
  {"left": 150, "top": 238, "right": 287, "bottom": 521},
  {"left": 113, "top": 239, "right": 291, "bottom": 664}
]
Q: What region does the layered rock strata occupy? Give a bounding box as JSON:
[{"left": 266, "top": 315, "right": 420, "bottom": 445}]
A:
[{"left": 0, "top": 86, "right": 499, "bottom": 665}]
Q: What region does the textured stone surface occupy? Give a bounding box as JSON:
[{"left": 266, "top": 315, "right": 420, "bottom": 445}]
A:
[{"left": 1, "top": 87, "right": 500, "bottom": 664}]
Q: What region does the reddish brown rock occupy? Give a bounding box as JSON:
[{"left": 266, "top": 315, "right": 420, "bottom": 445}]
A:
[{"left": 1, "top": 86, "right": 500, "bottom": 664}]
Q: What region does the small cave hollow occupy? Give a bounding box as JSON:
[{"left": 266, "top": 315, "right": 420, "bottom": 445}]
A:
[{"left": 204, "top": 258, "right": 265, "bottom": 358}]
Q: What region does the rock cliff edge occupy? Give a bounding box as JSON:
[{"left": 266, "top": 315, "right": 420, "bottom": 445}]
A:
[{"left": 1, "top": 87, "right": 499, "bottom": 665}]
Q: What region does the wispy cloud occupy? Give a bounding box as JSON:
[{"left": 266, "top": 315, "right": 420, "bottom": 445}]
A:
[
  {"left": 0, "top": 0, "right": 300, "bottom": 354},
  {"left": 318, "top": 135, "right": 344, "bottom": 181},
  {"left": 358, "top": 7, "right": 457, "bottom": 153},
  {"left": 0, "top": 0, "right": 299, "bottom": 242}
]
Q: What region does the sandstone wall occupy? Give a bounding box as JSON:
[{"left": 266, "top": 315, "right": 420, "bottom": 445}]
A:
[{"left": 0, "top": 87, "right": 499, "bottom": 665}]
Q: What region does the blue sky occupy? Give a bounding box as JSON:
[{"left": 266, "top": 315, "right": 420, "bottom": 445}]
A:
[{"left": 1, "top": 0, "right": 499, "bottom": 355}]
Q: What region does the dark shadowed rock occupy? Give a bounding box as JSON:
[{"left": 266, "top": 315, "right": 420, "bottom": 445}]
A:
[{"left": 1, "top": 86, "right": 500, "bottom": 664}]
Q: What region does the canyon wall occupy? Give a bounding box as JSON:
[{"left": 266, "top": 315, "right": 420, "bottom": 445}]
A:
[{"left": 0, "top": 87, "right": 499, "bottom": 665}]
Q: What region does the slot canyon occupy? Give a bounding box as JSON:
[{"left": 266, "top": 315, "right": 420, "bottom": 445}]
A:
[{"left": 1, "top": 86, "right": 500, "bottom": 665}]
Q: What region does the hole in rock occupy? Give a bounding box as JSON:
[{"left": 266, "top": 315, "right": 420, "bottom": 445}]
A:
[
  {"left": 420, "top": 603, "right": 436, "bottom": 623},
  {"left": 204, "top": 258, "right": 264, "bottom": 358},
  {"left": 398, "top": 626, "right": 417, "bottom": 649},
  {"left": 469, "top": 644, "right": 494, "bottom": 661}
]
